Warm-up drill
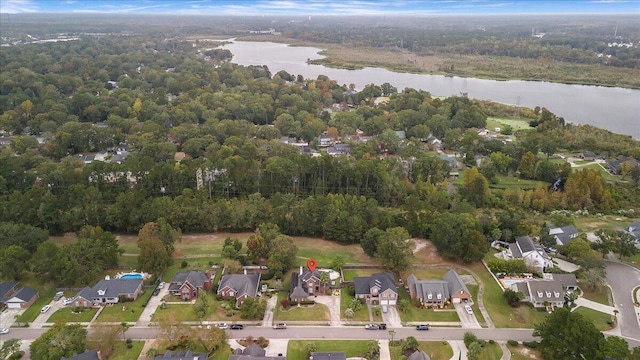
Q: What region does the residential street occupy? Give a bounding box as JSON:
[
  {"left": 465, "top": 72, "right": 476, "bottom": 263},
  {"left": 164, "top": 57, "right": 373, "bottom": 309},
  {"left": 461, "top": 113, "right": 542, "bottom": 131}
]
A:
[{"left": 605, "top": 260, "right": 640, "bottom": 344}]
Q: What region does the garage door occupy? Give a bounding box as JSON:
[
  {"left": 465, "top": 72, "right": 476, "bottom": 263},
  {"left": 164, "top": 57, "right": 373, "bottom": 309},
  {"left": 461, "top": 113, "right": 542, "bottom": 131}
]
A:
[
  {"left": 380, "top": 300, "right": 389, "bottom": 306},
  {"left": 7, "top": 303, "right": 21, "bottom": 309},
  {"left": 452, "top": 298, "right": 461, "bottom": 304},
  {"left": 388, "top": 299, "right": 396, "bottom": 306}
]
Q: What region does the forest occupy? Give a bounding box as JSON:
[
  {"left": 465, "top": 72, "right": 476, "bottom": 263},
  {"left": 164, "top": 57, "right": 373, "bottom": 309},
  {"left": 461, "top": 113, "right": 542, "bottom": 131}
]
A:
[{"left": 1, "top": 32, "right": 640, "bottom": 286}]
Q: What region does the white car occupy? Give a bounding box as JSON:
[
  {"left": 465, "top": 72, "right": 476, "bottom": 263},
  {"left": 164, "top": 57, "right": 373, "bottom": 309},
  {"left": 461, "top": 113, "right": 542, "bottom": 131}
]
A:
[
  {"left": 0, "top": 328, "right": 9, "bottom": 335},
  {"left": 41, "top": 305, "right": 51, "bottom": 313},
  {"left": 63, "top": 297, "right": 74, "bottom": 306},
  {"left": 217, "top": 323, "right": 228, "bottom": 329},
  {"left": 158, "top": 282, "right": 165, "bottom": 289},
  {"left": 464, "top": 305, "right": 473, "bottom": 315}
]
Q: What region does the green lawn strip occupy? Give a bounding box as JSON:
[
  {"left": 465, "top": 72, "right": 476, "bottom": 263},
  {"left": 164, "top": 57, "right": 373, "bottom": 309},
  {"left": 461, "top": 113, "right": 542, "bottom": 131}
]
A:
[
  {"left": 163, "top": 257, "right": 220, "bottom": 282},
  {"left": 275, "top": 302, "right": 330, "bottom": 322},
  {"left": 397, "top": 287, "right": 460, "bottom": 322},
  {"left": 343, "top": 269, "right": 380, "bottom": 282},
  {"left": 294, "top": 245, "right": 363, "bottom": 267},
  {"left": 506, "top": 343, "right": 542, "bottom": 360},
  {"left": 96, "top": 288, "right": 154, "bottom": 322},
  {"left": 467, "top": 285, "right": 485, "bottom": 324},
  {"left": 466, "top": 262, "right": 547, "bottom": 328},
  {"left": 288, "top": 340, "right": 370, "bottom": 360},
  {"left": 487, "top": 117, "right": 533, "bottom": 131},
  {"left": 109, "top": 341, "right": 144, "bottom": 360},
  {"left": 579, "top": 284, "right": 610, "bottom": 305},
  {"left": 46, "top": 307, "right": 98, "bottom": 323},
  {"left": 154, "top": 293, "right": 243, "bottom": 322},
  {"left": 340, "top": 289, "right": 369, "bottom": 321},
  {"left": 573, "top": 307, "right": 614, "bottom": 331},
  {"left": 16, "top": 288, "right": 56, "bottom": 323},
  {"left": 401, "top": 268, "right": 452, "bottom": 281},
  {"left": 478, "top": 342, "right": 503, "bottom": 360},
  {"left": 210, "top": 345, "right": 233, "bottom": 360},
  {"left": 492, "top": 175, "right": 547, "bottom": 190}
]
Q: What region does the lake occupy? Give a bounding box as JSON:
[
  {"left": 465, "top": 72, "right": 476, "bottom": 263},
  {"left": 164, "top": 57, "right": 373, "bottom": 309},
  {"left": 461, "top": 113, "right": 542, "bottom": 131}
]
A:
[{"left": 220, "top": 40, "right": 640, "bottom": 139}]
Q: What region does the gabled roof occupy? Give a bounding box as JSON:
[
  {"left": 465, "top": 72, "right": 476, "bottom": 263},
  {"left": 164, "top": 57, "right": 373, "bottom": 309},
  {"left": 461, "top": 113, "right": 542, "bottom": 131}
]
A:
[
  {"left": 7, "top": 286, "right": 38, "bottom": 302},
  {"left": 515, "top": 236, "right": 536, "bottom": 253},
  {"left": 551, "top": 274, "right": 578, "bottom": 288},
  {"left": 62, "top": 350, "right": 101, "bottom": 360},
  {"left": 242, "top": 344, "right": 266, "bottom": 357},
  {"left": 218, "top": 273, "right": 261, "bottom": 298},
  {"left": 154, "top": 350, "right": 207, "bottom": 359},
  {"left": 311, "top": 352, "right": 347, "bottom": 360},
  {"left": 508, "top": 243, "right": 522, "bottom": 258},
  {"left": 527, "top": 280, "right": 564, "bottom": 302},
  {"left": 169, "top": 270, "right": 210, "bottom": 291},
  {"left": 354, "top": 272, "right": 397, "bottom": 296},
  {"left": 289, "top": 271, "right": 309, "bottom": 299},
  {"left": 0, "top": 282, "right": 18, "bottom": 301},
  {"left": 407, "top": 351, "right": 431, "bottom": 360},
  {"left": 442, "top": 269, "right": 470, "bottom": 296},
  {"left": 76, "top": 279, "right": 142, "bottom": 300},
  {"left": 626, "top": 221, "right": 640, "bottom": 239},
  {"left": 229, "top": 344, "right": 286, "bottom": 360},
  {"left": 549, "top": 225, "right": 579, "bottom": 245}
]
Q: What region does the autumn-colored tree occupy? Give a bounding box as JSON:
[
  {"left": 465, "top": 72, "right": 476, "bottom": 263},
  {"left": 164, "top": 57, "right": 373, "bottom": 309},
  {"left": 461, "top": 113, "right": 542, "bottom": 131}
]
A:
[
  {"left": 461, "top": 167, "right": 491, "bottom": 206},
  {"left": 564, "top": 168, "right": 614, "bottom": 210},
  {"left": 518, "top": 151, "right": 538, "bottom": 179}
]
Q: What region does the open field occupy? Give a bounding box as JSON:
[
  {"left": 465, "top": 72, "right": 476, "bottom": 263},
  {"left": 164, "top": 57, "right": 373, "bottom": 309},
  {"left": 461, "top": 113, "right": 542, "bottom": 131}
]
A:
[
  {"left": 572, "top": 215, "right": 633, "bottom": 233},
  {"left": 47, "top": 307, "right": 98, "bottom": 323},
  {"left": 343, "top": 269, "right": 380, "bottom": 282},
  {"left": 573, "top": 307, "right": 615, "bottom": 331},
  {"left": 492, "top": 175, "right": 547, "bottom": 190},
  {"left": 389, "top": 341, "right": 453, "bottom": 360},
  {"left": 288, "top": 340, "right": 371, "bottom": 360},
  {"left": 291, "top": 236, "right": 372, "bottom": 266},
  {"left": 486, "top": 117, "right": 534, "bottom": 131}
]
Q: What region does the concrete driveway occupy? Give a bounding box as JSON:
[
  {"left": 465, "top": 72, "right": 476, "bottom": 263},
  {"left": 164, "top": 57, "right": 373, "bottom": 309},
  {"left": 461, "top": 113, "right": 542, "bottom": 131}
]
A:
[
  {"left": 264, "top": 338, "right": 288, "bottom": 357},
  {"left": 262, "top": 295, "right": 277, "bottom": 327},
  {"left": 313, "top": 295, "right": 341, "bottom": 326},
  {"left": 605, "top": 260, "right": 640, "bottom": 344},
  {"left": 137, "top": 285, "right": 168, "bottom": 326},
  {"left": 0, "top": 308, "right": 22, "bottom": 328},
  {"left": 381, "top": 306, "right": 402, "bottom": 328},
  {"left": 31, "top": 294, "right": 64, "bottom": 328},
  {"left": 552, "top": 258, "right": 580, "bottom": 272},
  {"left": 454, "top": 304, "right": 481, "bottom": 329}
]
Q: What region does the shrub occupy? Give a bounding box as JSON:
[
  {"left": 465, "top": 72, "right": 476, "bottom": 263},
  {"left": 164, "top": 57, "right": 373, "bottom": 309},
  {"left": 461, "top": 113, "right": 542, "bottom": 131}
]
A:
[
  {"left": 256, "top": 336, "right": 268, "bottom": 348},
  {"left": 507, "top": 340, "right": 519, "bottom": 346},
  {"left": 261, "top": 272, "right": 274, "bottom": 281},
  {"left": 280, "top": 299, "right": 291, "bottom": 309},
  {"left": 181, "top": 260, "right": 188, "bottom": 268},
  {"left": 463, "top": 332, "right": 478, "bottom": 348},
  {"left": 523, "top": 341, "right": 538, "bottom": 349},
  {"left": 347, "top": 285, "right": 355, "bottom": 296},
  {"left": 8, "top": 353, "right": 22, "bottom": 360},
  {"left": 488, "top": 339, "right": 495, "bottom": 345}
]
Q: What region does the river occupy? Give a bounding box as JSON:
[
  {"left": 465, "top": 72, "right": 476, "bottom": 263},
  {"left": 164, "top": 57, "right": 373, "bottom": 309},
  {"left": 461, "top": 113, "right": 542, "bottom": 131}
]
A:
[{"left": 220, "top": 40, "right": 640, "bottom": 139}]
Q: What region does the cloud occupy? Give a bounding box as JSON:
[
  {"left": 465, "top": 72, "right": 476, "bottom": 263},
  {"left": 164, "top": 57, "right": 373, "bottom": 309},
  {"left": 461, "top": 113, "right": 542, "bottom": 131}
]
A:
[{"left": 0, "top": 0, "right": 38, "bottom": 14}]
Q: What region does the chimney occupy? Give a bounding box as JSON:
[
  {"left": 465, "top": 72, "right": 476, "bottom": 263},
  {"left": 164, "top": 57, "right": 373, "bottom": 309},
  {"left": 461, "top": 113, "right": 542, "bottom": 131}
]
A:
[{"left": 97, "top": 350, "right": 103, "bottom": 360}]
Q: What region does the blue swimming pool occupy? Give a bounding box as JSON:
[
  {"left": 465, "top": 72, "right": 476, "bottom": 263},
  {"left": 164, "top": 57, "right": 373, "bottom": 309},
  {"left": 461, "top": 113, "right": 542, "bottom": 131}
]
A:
[
  {"left": 502, "top": 280, "right": 522, "bottom": 286},
  {"left": 120, "top": 274, "right": 143, "bottom": 280}
]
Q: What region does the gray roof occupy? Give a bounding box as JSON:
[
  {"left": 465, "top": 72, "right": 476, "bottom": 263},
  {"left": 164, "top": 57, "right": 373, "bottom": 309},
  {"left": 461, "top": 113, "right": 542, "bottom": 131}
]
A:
[
  {"left": 627, "top": 221, "right": 640, "bottom": 239},
  {"left": 354, "top": 272, "right": 397, "bottom": 296},
  {"left": 311, "top": 352, "right": 347, "bottom": 360},
  {"left": 0, "top": 282, "right": 18, "bottom": 301},
  {"left": 407, "top": 351, "right": 431, "bottom": 360},
  {"left": 508, "top": 243, "right": 522, "bottom": 258},
  {"left": 218, "top": 273, "right": 261, "bottom": 298},
  {"left": 551, "top": 274, "right": 578, "bottom": 288},
  {"left": 442, "top": 269, "right": 470, "bottom": 296},
  {"left": 527, "top": 280, "right": 564, "bottom": 302},
  {"left": 549, "top": 225, "right": 579, "bottom": 245},
  {"left": 8, "top": 286, "right": 38, "bottom": 302},
  {"left": 62, "top": 350, "right": 101, "bottom": 360},
  {"left": 77, "top": 279, "right": 142, "bottom": 300},
  {"left": 407, "top": 274, "right": 449, "bottom": 301},
  {"left": 154, "top": 350, "right": 207, "bottom": 359},
  {"left": 289, "top": 268, "right": 321, "bottom": 299},
  {"left": 169, "top": 270, "right": 210, "bottom": 292},
  {"left": 515, "top": 236, "right": 536, "bottom": 253},
  {"left": 513, "top": 282, "right": 529, "bottom": 295}
]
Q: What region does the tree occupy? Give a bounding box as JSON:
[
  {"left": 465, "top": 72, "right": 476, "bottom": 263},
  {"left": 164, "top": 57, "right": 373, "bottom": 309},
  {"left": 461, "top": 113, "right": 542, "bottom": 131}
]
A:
[
  {"left": 430, "top": 213, "right": 489, "bottom": 263},
  {"left": 503, "top": 289, "right": 523, "bottom": 306},
  {"left": 239, "top": 297, "right": 267, "bottom": 319},
  {"left": 137, "top": 224, "right": 171, "bottom": 276},
  {"left": 367, "top": 340, "right": 380, "bottom": 360},
  {"left": 403, "top": 336, "right": 419, "bottom": 352},
  {"left": 594, "top": 229, "right": 639, "bottom": 260},
  {"left": 467, "top": 341, "right": 484, "bottom": 360},
  {"left": 389, "top": 330, "right": 397, "bottom": 344},
  {"left": 463, "top": 332, "right": 479, "bottom": 348},
  {"left": 344, "top": 307, "right": 354, "bottom": 320},
  {"left": 397, "top": 298, "right": 411, "bottom": 313},
  {"left": 0, "top": 245, "right": 30, "bottom": 280},
  {"left": 266, "top": 235, "right": 298, "bottom": 279},
  {"left": 349, "top": 298, "right": 362, "bottom": 312},
  {"left": 533, "top": 307, "right": 608, "bottom": 360},
  {"left": 375, "top": 227, "right": 414, "bottom": 272},
  {"left": 518, "top": 151, "right": 538, "bottom": 179},
  {"left": 120, "top": 322, "right": 131, "bottom": 342},
  {"left": 194, "top": 290, "right": 210, "bottom": 322},
  {"left": 582, "top": 268, "right": 605, "bottom": 292},
  {"left": 190, "top": 325, "right": 227, "bottom": 356},
  {"left": 30, "top": 323, "right": 87, "bottom": 360},
  {"left": 461, "top": 167, "right": 491, "bottom": 206},
  {"left": 331, "top": 255, "right": 346, "bottom": 271},
  {"left": 305, "top": 342, "right": 317, "bottom": 359},
  {"left": 361, "top": 227, "right": 384, "bottom": 257},
  {"left": 87, "top": 324, "right": 120, "bottom": 359},
  {"left": 600, "top": 336, "right": 631, "bottom": 360},
  {"left": 0, "top": 339, "right": 21, "bottom": 360}
]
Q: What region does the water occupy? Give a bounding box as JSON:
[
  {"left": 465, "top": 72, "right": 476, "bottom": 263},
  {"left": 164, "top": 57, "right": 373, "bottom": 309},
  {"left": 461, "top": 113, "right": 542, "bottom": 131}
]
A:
[
  {"left": 220, "top": 40, "right": 640, "bottom": 139},
  {"left": 120, "top": 274, "right": 143, "bottom": 280}
]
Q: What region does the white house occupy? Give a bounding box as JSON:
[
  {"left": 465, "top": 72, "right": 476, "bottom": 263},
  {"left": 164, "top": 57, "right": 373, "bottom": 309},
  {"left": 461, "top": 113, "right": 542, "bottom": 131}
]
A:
[
  {"left": 549, "top": 224, "right": 579, "bottom": 246},
  {"left": 507, "top": 236, "right": 553, "bottom": 273}
]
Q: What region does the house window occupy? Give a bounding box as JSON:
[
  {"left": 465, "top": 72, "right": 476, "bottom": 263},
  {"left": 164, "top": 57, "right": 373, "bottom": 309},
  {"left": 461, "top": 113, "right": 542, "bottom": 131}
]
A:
[
  {"left": 427, "top": 294, "right": 432, "bottom": 300},
  {"left": 545, "top": 291, "right": 551, "bottom": 298},
  {"left": 437, "top": 293, "right": 442, "bottom": 300},
  {"left": 553, "top": 291, "right": 560, "bottom": 298},
  {"left": 229, "top": 291, "right": 235, "bottom": 296},
  {"left": 537, "top": 291, "right": 543, "bottom": 297}
]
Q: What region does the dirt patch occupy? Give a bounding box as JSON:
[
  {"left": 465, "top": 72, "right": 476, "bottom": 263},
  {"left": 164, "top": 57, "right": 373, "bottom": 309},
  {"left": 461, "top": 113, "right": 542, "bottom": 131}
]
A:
[
  {"left": 412, "top": 239, "right": 454, "bottom": 265},
  {"left": 515, "top": 345, "right": 543, "bottom": 360}
]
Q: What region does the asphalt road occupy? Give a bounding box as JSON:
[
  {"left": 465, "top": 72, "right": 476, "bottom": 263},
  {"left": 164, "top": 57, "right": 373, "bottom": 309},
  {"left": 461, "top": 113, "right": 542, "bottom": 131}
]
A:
[{"left": 606, "top": 260, "right": 640, "bottom": 346}]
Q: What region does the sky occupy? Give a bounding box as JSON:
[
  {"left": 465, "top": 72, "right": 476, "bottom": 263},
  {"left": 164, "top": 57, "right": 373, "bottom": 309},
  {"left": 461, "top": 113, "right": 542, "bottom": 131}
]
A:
[{"left": 1, "top": 0, "right": 639, "bottom": 15}]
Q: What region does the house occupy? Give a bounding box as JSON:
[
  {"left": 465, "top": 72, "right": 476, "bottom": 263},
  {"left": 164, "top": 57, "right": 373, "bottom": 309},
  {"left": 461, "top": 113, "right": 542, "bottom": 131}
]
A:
[
  {"left": 217, "top": 273, "right": 261, "bottom": 307},
  {"left": 512, "top": 280, "right": 564, "bottom": 309},
  {"left": 154, "top": 350, "right": 207, "bottom": 360},
  {"left": 318, "top": 134, "right": 333, "bottom": 147},
  {"left": 407, "top": 351, "right": 431, "bottom": 360},
  {"left": 327, "top": 143, "right": 350, "bottom": 156},
  {"left": 169, "top": 270, "right": 212, "bottom": 300},
  {"left": 407, "top": 276, "right": 449, "bottom": 306},
  {"left": 62, "top": 350, "right": 103, "bottom": 360},
  {"left": 548, "top": 273, "right": 579, "bottom": 291},
  {"left": 229, "top": 343, "right": 286, "bottom": 360},
  {"left": 74, "top": 278, "right": 143, "bottom": 307},
  {"left": 625, "top": 221, "right": 640, "bottom": 243},
  {"left": 549, "top": 224, "right": 579, "bottom": 246},
  {"left": 442, "top": 269, "right": 472, "bottom": 304},
  {"left": 437, "top": 154, "right": 459, "bottom": 169},
  {"left": 290, "top": 266, "right": 323, "bottom": 302},
  {"left": 354, "top": 272, "right": 398, "bottom": 306},
  {"left": 0, "top": 282, "right": 39, "bottom": 309},
  {"left": 507, "top": 236, "right": 553, "bottom": 273},
  {"left": 310, "top": 352, "right": 346, "bottom": 360},
  {"left": 579, "top": 152, "right": 598, "bottom": 160},
  {"left": 607, "top": 157, "right": 639, "bottom": 175}
]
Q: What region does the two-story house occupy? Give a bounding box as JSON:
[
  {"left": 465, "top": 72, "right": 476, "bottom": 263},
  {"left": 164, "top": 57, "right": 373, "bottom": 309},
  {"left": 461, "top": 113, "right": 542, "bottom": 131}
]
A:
[
  {"left": 354, "top": 272, "right": 398, "bottom": 306},
  {"left": 168, "top": 270, "right": 212, "bottom": 300},
  {"left": 290, "top": 267, "right": 323, "bottom": 302},
  {"left": 549, "top": 224, "right": 579, "bottom": 246},
  {"left": 506, "top": 236, "right": 553, "bottom": 273},
  {"left": 217, "top": 273, "right": 261, "bottom": 307},
  {"left": 407, "top": 269, "right": 472, "bottom": 307}
]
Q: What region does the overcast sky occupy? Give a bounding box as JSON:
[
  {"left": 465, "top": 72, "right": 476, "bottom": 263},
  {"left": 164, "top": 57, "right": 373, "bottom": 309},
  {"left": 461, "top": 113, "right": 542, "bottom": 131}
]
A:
[{"left": 1, "top": 0, "right": 639, "bottom": 15}]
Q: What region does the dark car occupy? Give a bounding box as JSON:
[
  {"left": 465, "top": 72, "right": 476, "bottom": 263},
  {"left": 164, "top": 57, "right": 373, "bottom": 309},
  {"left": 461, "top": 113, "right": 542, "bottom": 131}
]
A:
[
  {"left": 230, "top": 324, "right": 244, "bottom": 330},
  {"left": 378, "top": 323, "right": 387, "bottom": 330},
  {"left": 416, "top": 324, "right": 430, "bottom": 331},
  {"left": 152, "top": 289, "right": 160, "bottom": 296}
]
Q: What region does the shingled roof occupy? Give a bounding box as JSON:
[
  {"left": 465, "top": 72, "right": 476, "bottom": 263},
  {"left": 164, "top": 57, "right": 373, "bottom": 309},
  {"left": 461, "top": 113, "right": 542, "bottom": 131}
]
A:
[{"left": 218, "top": 273, "right": 261, "bottom": 298}]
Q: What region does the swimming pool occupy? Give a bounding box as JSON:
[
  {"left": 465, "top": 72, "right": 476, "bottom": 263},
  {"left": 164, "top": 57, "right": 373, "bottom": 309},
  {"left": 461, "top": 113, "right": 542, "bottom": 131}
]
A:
[
  {"left": 502, "top": 279, "right": 522, "bottom": 286},
  {"left": 120, "top": 274, "right": 143, "bottom": 280}
]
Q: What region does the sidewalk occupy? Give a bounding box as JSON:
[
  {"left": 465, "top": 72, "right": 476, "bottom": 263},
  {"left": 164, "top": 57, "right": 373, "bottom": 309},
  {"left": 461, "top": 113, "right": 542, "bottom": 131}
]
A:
[
  {"left": 449, "top": 340, "right": 467, "bottom": 360},
  {"left": 573, "top": 297, "right": 616, "bottom": 314},
  {"left": 379, "top": 340, "right": 390, "bottom": 360}
]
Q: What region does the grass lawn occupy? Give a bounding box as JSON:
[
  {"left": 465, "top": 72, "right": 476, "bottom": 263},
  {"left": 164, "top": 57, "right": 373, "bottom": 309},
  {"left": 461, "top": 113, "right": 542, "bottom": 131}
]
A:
[
  {"left": 573, "top": 307, "right": 614, "bottom": 331},
  {"left": 288, "top": 340, "right": 371, "bottom": 360},
  {"left": 162, "top": 257, "right": 221, "bottom": 283},
  {"left": 467, "top": 285, "right": 485, "bottom": 324},
  {"left": 16, "top": 288, "right": 56, "bottom": 323},
  {"left": 491, "top": 175, "right": 547, "bottom": 190},
  {"left": 210, "top": 345, "right": 233, "bottom": 360},
  {"left": 390, "top": 341, "right": 453, "bottom": 360},
  {"left": 96, "top": 288, "right": 154, "bottom": 322},
  {"left": 153, "top": 293, "right": 244, "bottom": 322},
  {"left": 340, "top": 289, "right": 369, "bottom": 321},
  {"left": 579, "top": 284, "right": 610, "bottom": 305},
  {"left": 466, "top": 262, "right": 549, "bottom": 328},
  {"left": 506, "top": 344, "right": 543, "bottom": 360},
  {"left": 397, "top": 288, "right": 460, "bottom": 323},
  {"left": 487, "top": 117, "right": 533, "bottom": 131},
  {"left": 274, "top": 292, "right": 330, "bottom": 322},
  {"left": 478, "top": 342, "right": 503, "bottom": 360},
  {"left": 46, "top": 307, "right": 98, "bottom": 323},
  {"left": 343, "top": 269, "right": 380, "bottom": 282},
  {"left": 572, "top": 215, "right": 630, "bottom": 233},
  {"left": 627, "top": 253, "right": 640, "bottom": 268},
  {"left": 400, "top": 268, "right": 454, "bottom": 282},
  {"left": 292, "top": 236, "right": 372, "bottom": 267},
  {"left": 109, "top": 341, "right": 144, "bottom": 360}
]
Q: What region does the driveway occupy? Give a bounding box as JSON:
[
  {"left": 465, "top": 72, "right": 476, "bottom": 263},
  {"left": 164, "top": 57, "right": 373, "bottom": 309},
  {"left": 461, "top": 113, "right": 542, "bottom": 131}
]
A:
[
  {"left": 381, "top": 306, "right": 402, "bottom": 328},
  {"left": 454, "top": 304, "right": 481, "bottom": 329},
  {"left": 137, "top": 285, "right": 168, "bottom": 326},
  {"left": 0, "top": 308, "right": 22, "bottom": 328},
  {"left": 31, "top": 294, "right": 64, "bottom": 328},
  {"left": 264, "top": 338, "right": 288, "bottom": 357},
  {"left": 313, "top": 295, "right": 341, "bottom": 326},
  {"left": 262, "top": 295, "right": 277, "bottom": 327},
  {"left": 552, "top": 258, "right": 580, "bottom": 272},
  {"left": 605, "top": 260, "right": 640, "bottom": 344}
]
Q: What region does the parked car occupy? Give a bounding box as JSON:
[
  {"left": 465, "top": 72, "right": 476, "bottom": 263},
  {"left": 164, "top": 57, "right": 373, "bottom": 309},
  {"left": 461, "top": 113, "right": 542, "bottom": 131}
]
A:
[
  {"left": 378, "top": 323, "right": 387, "bottom": 330},
  {"left": 158, "top": 282, "right": 165, "bottom": 289},
  {"left": 381, "top": 305, "right": 388, "bottom": 313},
  {"left": 0, "top": 328, "right": 9, "bottom": 335},
  {"left": 41, "top": 305, "right": 51, "bottom": 313},
  {"left": 365, "top": 323, "right": 379, "bottom": 330},
  {"left": 273, "top": 323, "right": 287, "bottom": 329},
  {"left": 217, "top": 323, "right": 228, "bottom": 329},
  {"left": 464, "top": 305, "right": 473, "bottom": 315},
  {"left": 415, "top": 324, "right": 430, "bottom": 331},
  {"left": 152, "top": 289, "right": 160, "bottom": 296},
  {"left": 54, "top": 291, "right": 64, "bottom": 301},
  {"left": 230, "top": 324, "right": 244, "bottom": 330}
]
